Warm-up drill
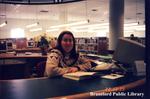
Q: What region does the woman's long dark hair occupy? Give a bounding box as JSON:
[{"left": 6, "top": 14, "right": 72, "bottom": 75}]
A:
[{"left": 55, "top": 31, "right": 79, "bottom": 64}]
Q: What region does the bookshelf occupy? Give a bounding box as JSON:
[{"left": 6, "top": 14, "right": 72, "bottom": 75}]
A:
[
  {"left": 0, "top": 37, "right": 109, "bottom": 54},
  {"left": 76, "top": 37, "right": 108, "bottom": 55}
]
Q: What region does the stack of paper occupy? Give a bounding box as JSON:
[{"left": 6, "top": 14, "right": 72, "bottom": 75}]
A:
[
  {"left": 101, "top": 74, "right": 124, "bottom": 79},
  {"left": 92, "top": 62, "right": 114, "bottom": 70},
  {"left": 63, "top": 71, "right": 96, "bottom": 81}
]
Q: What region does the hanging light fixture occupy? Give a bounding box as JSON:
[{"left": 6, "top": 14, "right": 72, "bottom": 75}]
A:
[
  {"left": 0, "top": 21, "right": 7, "bottom": 27},
  {"left": 46, "top": 28, "right": 59, "bottom": 32},
  {"left": 26, "top": 5, "right": 39, "bottom": 28},
  {"left": 29, "top": 27, "right": 42, "bottom": 32},
  {"left": 0, "top": 4, "right": 7, "bottom": 28},
  {"left": 49, "top": 20, "right": 89, "bottom": 28},
  {"left": 26, "top": 22, "right": 39, "bottom": 28},
  {"left": 49, "top": 0, "right": 90, "bottom": 29}
]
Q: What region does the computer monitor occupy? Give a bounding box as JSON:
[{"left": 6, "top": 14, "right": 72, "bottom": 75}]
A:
[
  {"left": 0, "top": 40, "right": 7, "bottom": 51},
  {"left": 112, "top": 37, "right": 145, "bottom": 70},
  {"left": 6, "top": 41, "right": 13, "bottom": 50},
  {"left": 27, "top": 41, "right": 35, "bottom": 48}
]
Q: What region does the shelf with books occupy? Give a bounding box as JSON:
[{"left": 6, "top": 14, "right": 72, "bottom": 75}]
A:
[
  {"left": 76, "top": 37, "right": 108, "bottom": 55},
  {"left": 97, "top": 37, "right": 108, "bottom": 55}
]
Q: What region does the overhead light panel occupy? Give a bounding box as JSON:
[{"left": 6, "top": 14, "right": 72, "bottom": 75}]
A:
[
  {"left": 71, "top": 23, "right": 109, "bottom": 29},
  {"left": 26, "top": 22, "right": 39, "bottom": 28},
  {"left": 50, "top": 20, "right": 89, "bottom": 28},
  {"left": 0, "top": 21, "right": 7, "bottom": 27},
  {"left": 124, "top": 22, "right": 138, "bottom": 26},
  {"left": 46, "top": 29, "right": 59, "bottom": 32},
  {"left": 29, "top": 27, "right": 42, "bottom": 32}
]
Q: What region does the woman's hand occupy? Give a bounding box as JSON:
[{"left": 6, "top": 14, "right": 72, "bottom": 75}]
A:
[{"left": 67, "top": 67, "right": 78, "bottom": 73}]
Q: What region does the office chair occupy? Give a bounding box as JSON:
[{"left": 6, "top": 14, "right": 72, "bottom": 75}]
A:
[{"left": 35, "top": 61, "right": 46, "bottom": 77}]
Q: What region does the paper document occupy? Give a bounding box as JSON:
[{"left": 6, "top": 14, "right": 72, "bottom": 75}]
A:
[
  {"left": 63, "top": 71, "right": 96, "bottom": 80},
  {"left": 63, "top": 71, "right": 96, "bottom": 77},
  {"left": 92, "top": 63, "right": 114, "bottom": 70},
  {"left": 101, "top": 74, "right": 124, "bottom": 79}
]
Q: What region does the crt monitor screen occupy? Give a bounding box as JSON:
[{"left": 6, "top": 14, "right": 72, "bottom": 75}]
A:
[
  {"left": 0, "top": 41, "right": 7, "bottom": 51},
  {"left": 27, "top": 41, "right": 34, "bottom": 47},
  {"left": 112, "top": 37, "right": 145, "bottom": 68},
  {"left": 7, "top": 42, "right": 13, "bottom": 49}
]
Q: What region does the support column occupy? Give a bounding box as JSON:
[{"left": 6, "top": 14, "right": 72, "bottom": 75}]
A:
[{"left": 109, "top": 0, "right": 124, "bottom": 50}]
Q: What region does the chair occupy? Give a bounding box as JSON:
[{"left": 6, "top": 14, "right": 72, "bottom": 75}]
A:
[{"left": 35, "top": 61, "right": 46, "bottom": 77}]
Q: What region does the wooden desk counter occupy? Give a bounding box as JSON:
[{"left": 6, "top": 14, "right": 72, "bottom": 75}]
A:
[
  {"left": 9, "top": 48, "right": 41, "bottom": 53},
  {"left": 0, "top": 76, "right": 145, "bottom": 99},
  {"left": 0, "top": 53, "right": 47, "bottom": 79},
  {"left": 0, "top": 53, "right": 47, "bottom": 59}
]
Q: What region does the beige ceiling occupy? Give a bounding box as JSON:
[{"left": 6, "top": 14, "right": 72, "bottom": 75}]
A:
[{"left": 0, "top": 0, "right": 145, "bottom": 34}]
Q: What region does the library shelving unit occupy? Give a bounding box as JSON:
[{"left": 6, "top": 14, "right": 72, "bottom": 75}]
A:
[{"left": 76, "top": 37, "right": 108, "bottom": 55}]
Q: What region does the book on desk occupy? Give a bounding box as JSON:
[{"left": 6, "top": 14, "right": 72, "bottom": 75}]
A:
[
  {"left": 62, "top": 61, "right": 126, "bottom": 81},
  {"left": 62, "top": 62, "right": 116, "bottom": 81},
  {"left": 63, "top": 71, "right": 97, "bottom": 81},
  {"left": 63, "top": 71, "right": 124, "bottom": 81}
]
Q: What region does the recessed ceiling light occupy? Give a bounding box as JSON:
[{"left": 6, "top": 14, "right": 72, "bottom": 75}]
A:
[
  {"left": 136, "top": 12, "right": 142, "bottom": 15},
  {"left": 0, "top": 15, "right": 6, "bottom": 17},
  {"left": 40, "top": 10, "right": 49, "bottom": 13},
  {"left": 92, "top": 9, "right": 98, "bottom": 12},
  {"left": 126, "top": 18, "right": 132, "bottom": 20}
]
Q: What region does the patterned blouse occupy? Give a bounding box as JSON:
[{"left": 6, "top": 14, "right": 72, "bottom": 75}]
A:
[{"left": 44, "top": 49, "right": 92, "bottom": 77}]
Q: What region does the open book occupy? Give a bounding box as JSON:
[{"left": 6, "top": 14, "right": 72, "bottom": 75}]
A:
[{"left": 63, "top": 71, "right": 96, "bottom": 81}]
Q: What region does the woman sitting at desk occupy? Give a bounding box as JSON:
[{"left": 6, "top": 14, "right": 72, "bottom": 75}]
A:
[{"left": 45, "top": 31, "right": 92, "bottom": 77}]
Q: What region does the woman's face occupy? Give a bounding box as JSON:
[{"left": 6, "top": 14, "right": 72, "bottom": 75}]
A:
[{"left": 61, "top": 34, "right": 74, "bottom": 53}]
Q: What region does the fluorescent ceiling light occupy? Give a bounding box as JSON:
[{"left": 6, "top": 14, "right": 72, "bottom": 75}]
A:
[
  {"left": 73, "top": 29, "right": 89, "bottom": 32},
  {"left": 72, "top": 28, "right": 109, "bottom": 33},
  {"left": 50, "top": 20, "right": 89, "bottom": 28},
  {"left": 71, "top": 23, "right": 109, "bottom": 29},
  {"left": 46, "top": 28, "right": 59, "bottom": 32},
  {"left": 124, "top": 25, "right": 145, "bottom": 31},
  {"left": 89, "top": 26, "right": 108, "bottom": 30},
  {"left": 135, "top": 27, "right": 145, "bottom": 31},
  {"left": 26, "top": 22, "right": 39, "bottom": 28},
  {"left": 124, "top": 30, "right": 134, "bottom": 32},
  {"left": 124, "top": 22, "right": 138, "bottom": 26},
  {"left": 71, "top": 22, "right": 138, "bottom": 30},
  {"left": 0, "top": 21, "right": 7, "bottom": 27},
  {"left": 133, "top": 25, "right": 145, "bottom": 28},
  {"left": 29, "top": 28, "right": 42, "bottom": 32}
]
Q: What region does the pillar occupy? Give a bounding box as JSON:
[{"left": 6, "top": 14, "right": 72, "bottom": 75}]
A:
[{"left": 109, "top": 0, "right": 124, "bottom": 50}]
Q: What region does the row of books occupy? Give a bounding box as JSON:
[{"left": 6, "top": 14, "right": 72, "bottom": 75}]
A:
[{"left": 75, "top": 37, "right": 108, "bottom": 54}]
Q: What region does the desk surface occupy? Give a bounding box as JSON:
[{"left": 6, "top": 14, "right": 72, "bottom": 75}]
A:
[
  {"left": 0, "top": 76, "right": 145, "bottom": 99},
  {"left": 7, "top": 48, "right": 41, "bottom": 52},
  {"left": 0, "top": 53, "right": 47, "bottom": 59}
]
